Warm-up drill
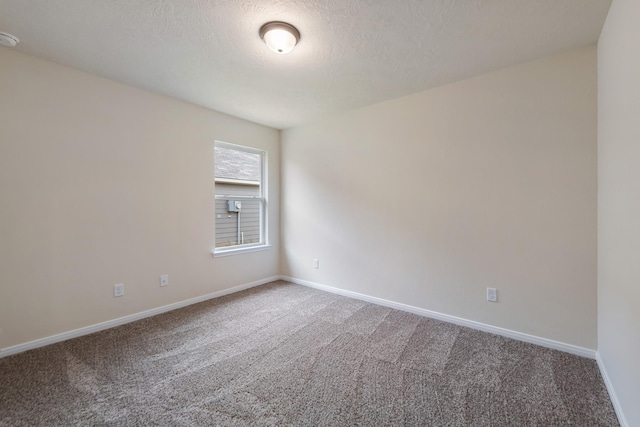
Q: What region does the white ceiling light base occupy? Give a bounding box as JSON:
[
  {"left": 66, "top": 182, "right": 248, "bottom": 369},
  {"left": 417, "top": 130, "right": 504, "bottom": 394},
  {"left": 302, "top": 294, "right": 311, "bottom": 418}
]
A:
[
  {"left": 0, "top": 32, "right": 19, "bottom": 47},
  {"left": 259, "top": 22, "right": 300, "bottom": 55}
]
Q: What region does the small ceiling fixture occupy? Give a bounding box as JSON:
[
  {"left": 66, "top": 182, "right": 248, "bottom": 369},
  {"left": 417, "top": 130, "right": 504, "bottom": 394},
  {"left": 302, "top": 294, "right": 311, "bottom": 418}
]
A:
[
  {"left": 259, "top": 21, "right": 300, "bottom": 55},
  {"left": 0, "top": 32, "right": 19, "bottom": 47}
]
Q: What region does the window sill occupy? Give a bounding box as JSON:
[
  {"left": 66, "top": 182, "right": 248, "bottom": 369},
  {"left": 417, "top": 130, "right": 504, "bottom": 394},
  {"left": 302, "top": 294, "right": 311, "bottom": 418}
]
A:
[{"left": 213, "top": 244, "right": 271, "bottom": 258}]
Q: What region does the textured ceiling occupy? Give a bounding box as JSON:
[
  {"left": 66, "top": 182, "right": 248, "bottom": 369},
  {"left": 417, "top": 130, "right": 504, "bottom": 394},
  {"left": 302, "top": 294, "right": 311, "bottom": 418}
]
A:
[{"left": 0, "top": 0, "right": 611, "bottom": 129}]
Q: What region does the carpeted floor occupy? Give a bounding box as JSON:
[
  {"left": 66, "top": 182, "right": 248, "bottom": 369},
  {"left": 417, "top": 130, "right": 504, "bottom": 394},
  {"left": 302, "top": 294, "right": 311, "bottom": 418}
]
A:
[{"left": 0, "top": 280, "right": 618, "bottom": 426}]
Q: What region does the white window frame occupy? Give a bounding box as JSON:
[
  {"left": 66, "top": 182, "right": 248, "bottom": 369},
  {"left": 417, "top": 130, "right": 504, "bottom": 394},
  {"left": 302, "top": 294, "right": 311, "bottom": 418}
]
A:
[{"left": 213, "top": 141, "right": 269, "bottom": 257}]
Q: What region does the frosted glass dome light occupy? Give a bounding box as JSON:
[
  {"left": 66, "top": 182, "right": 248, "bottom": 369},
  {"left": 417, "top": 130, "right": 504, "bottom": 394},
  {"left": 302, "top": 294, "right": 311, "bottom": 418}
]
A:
[{"left": 260, "top": 22, "right": 300, "bottom": 55}]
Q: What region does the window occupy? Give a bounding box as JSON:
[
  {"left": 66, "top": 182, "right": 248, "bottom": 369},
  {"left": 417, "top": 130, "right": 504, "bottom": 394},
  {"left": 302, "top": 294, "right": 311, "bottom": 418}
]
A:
[{"left": 214, "top": 141, "right": 268, "bottom": 256}]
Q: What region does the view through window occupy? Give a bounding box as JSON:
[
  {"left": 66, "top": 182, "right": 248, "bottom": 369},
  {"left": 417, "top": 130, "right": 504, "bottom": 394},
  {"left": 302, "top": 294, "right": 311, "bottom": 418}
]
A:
[{"left": 214, "top": 142, "right": 266, "bottom": 252}]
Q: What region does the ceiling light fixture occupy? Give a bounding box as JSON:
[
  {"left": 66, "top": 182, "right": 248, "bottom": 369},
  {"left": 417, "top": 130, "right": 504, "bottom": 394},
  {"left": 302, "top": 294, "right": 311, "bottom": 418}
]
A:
[
  {"left": 259, "top": 22, "right": 300, "bottom": 55},
  {"left": 0, "top": 32, "right": 19, "bottom": 47}
]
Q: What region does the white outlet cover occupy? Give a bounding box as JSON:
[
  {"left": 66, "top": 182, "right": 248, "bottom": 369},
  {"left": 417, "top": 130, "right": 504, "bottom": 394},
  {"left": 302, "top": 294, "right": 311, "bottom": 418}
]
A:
[
  {"left": 160, "top": 274, "right": 169, "bottom": 287},
  {"left": 114, "top": 283, "right": 124, "bottom": 297},
  {"left": 487, "top": 288, "right": 497, "bottom": 302}
]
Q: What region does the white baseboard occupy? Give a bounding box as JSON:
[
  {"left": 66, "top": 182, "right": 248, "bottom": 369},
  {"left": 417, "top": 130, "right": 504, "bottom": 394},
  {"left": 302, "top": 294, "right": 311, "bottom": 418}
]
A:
[
  {"left": 0, "top": 276, "right": 280, "bottom": 358},
  {"left": 280, "top": 275, "right": 596, "bottom": 359},
  {"left": 596, "top": 352, "right": 629, "bottom": 427},
  {"left": 1, "top": 274, "right": 597, "bottom": 362}
]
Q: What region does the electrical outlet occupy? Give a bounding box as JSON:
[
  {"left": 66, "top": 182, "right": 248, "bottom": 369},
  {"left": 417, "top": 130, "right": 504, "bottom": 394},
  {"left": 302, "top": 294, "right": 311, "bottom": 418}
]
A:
[
  {"left": 160, "top": 274, "right": 169, "bottom": 287},
  {"left": 313, "top": 259, "right": 319, "bottom": 269},
  {"left": 487, "top": 287, "right": 497, "bottom": 302},
  {"left": 114, "top": 283, "right": 124, "bottom": 298}
]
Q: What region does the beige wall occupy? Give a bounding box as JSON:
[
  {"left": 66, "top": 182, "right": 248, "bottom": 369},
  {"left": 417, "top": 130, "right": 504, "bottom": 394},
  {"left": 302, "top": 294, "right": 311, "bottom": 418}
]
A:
[
  {"left": 598, "top": 0, "right": 640, "bottom": 424},
  {"left": 0, "top": 48, "right": 279, "bottom": 350},
  {"left": 0, "top": 42, "right": 604, "bottom": 361},
  {"left": 282, "top": 46, "right": 597, "bottom": 349}
]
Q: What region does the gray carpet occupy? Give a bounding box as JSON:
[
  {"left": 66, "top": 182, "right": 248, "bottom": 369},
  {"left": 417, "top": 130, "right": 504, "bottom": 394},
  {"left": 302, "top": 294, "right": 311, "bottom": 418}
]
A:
[{"left": 0, "top": 280, "right": 618, "bottom": 426}]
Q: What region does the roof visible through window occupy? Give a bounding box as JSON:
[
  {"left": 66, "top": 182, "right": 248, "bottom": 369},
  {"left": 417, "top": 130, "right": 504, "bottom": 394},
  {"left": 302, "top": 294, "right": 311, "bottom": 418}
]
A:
[{"left": 214, "top": 145, "right": 260, "bottom": 182}]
